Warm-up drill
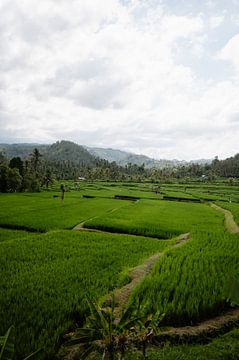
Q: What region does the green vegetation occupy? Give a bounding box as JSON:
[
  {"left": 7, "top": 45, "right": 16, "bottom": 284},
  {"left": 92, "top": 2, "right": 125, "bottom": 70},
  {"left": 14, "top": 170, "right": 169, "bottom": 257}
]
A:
[
  {"left": 2, "top": 141, "right": 239, "bottom": 187},
  {"left": 0, "top": 326, "right": 42, "bottom": 360},
  {"left": 130, "top": 231, "right": 239, "bottom": 325},
  {"left": 0, "top": 180, "right": 239, "bottom": 359},
  {"left": 0, "top": 192, "right": 129, "bottom": 231},
  {"left": 0, "top": 230, "right": 169, "bottom": 358},
  {"left": 217, "top": 201, "right": 239, "bottom": 225},
  {"left": 85, "top": 199, "right": 223, "bottom": 239},
  {"left": 125, "top": 328, "right": 239, "bottom": 360},
  {"left": 0, "top": 228, "right": 36, "bottom": 242}
]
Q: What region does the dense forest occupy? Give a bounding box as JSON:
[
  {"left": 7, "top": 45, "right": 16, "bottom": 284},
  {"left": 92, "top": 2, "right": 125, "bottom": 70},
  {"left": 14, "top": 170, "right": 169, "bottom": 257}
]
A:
[{"left": 0, "top": 140, "right": 238, "bottom": 192}]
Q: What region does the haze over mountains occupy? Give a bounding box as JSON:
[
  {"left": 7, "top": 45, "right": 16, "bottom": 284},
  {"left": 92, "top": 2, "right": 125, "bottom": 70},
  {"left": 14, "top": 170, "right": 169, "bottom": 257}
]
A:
[{"left": 0, "top": 140, "right": 211, "bottom": 169}]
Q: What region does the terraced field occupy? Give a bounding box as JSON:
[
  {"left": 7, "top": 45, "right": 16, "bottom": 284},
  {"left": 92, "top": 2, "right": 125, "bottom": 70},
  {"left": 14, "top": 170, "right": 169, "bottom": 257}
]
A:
[
  {"left": 0, "top": 229, "right": 170, "bottom": 358},
  {"left": 130, "top": 230, "right": 239, "bottom": 325},
  {"left": 0, "top": 180, "right": 239, "bottom": 359},
  {"left": 0, "top": 192, "right": 129, "bottom": 231},
  {"left": 84, "top": 199, "right": 223, "bottom": 238}
]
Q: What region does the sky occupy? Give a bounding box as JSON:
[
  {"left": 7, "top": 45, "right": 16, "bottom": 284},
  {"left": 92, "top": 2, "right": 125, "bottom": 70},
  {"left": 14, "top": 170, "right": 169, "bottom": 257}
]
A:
[{"left": 1, "top": 0, "right": 239, "bottom": 160}]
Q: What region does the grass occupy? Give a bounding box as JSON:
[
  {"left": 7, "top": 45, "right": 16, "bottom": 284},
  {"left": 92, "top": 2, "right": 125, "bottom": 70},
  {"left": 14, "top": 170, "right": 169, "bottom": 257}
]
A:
[
  {"left": 0, "top": 192, "right": 129, "bottom": 231},
  {"left": 0, "top": 229, "right": 170, "bottom": 359},
  {"left": 0, "top": 227, "right": 37, "bottom": 242},
  {"left": 84, "top": 199, "right": 224, "bottom": 239},
  {"left": 1, "top": 181, "right": 239, "bottom": 359},
  {"left": 125, "top": 328, "right": 239, "bottom": 360},
  {"left": 130, "top": 231, "right": 239, "bottom": 325}
]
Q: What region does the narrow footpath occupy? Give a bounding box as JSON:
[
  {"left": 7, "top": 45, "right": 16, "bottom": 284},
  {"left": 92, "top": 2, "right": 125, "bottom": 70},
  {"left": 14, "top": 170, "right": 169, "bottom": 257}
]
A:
[
  {"left": 104, "top": 233, "right": 190, "bottom": 315},
  {"left": 211, "top": 203, "right": 239, "bottom": 233},
  {"left": 67, "top": 203, "right": 239, "bottom": 349}
]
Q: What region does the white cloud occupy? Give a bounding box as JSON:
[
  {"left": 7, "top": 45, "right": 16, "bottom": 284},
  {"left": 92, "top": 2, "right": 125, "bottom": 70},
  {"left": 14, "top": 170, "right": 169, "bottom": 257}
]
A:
[
  {"left": 209, "top": 15, "right": 224, "bottom": 29},
  {"left": 220, "top": 33, "right": 239, "bottom": 75},
  {"left": 0, "top": 0, "right": 239, "bottom": 160}
]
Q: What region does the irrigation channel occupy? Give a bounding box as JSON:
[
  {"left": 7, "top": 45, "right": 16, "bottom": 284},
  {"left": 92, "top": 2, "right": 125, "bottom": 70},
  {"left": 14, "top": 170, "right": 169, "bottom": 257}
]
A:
[{"left": 70, "top": 202, "right": 239, "bottom": 345}]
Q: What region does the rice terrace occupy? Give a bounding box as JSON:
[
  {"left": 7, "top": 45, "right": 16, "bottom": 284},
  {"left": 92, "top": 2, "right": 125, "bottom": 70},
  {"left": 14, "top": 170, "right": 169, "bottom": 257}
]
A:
[
  {"left": 2, "top": 0, "right": 239, "bottom": 358},
  {"left": 1, "top": 172, "right": 239, "bottom": 359}
]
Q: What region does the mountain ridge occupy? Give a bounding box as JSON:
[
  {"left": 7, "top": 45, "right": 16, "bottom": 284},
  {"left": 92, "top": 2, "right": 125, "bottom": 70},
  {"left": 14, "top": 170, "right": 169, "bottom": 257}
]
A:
[{"left": 0, "top": 141, "right": 211, "bottom": 168}]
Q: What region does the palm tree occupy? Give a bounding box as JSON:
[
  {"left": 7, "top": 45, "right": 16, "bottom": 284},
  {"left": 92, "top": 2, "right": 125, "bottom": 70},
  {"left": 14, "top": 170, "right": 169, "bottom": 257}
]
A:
[{"left": 30, "top": 148, "right": 42, "bottom": 173}]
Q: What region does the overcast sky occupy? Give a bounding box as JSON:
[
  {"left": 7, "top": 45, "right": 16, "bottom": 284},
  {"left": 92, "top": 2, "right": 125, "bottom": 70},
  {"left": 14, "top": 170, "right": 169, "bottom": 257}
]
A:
[{"left": 1, "top": 0, "right": 239, "bottom": 160}]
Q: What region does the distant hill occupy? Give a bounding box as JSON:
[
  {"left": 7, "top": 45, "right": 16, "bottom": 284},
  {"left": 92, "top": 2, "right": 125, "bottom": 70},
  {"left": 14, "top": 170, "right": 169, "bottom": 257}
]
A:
[
  {"left": 86, "top": 146, "right": 211, "bottom": 168},
  {"left": 0, "top": 141, "right": 97, "bottom": 166},
  {"left": 86, "top": 146, "right": 177, "bottom": 168},
  {"left": 0, "top": 143, "right": 49, "bottom": 159},
  {"left": 44, "top": 140, "right": 97, "bottom": 165},
  {"left": 0, "top": 141, "right": 211, "bottom": 168}
]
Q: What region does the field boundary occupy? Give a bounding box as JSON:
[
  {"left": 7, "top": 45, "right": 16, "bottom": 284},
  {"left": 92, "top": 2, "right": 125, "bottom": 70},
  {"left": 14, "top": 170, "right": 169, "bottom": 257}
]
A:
[
  {"left": 211, "top": 203, "right": 239, "bottom": 233},
  {"left": 103, "top": 233, "right": 190, "bottom": 316},
  {"left": 153, "top": 307, "right": 239, "bottom": 345},
  {"left": 73, "top": 206, "right": 126, "bottom": 231}
]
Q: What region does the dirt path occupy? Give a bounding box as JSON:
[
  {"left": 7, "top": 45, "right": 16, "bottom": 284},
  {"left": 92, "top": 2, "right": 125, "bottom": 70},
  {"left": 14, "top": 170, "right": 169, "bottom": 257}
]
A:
[
  {"left": 211, "top": 203, "right": 239, "bottom": 234},
  {"left": 70, "top": 206, "right": 239, "bottom": 347},
  {"left": 154, "top": 307, "right": 239, "bottom": 344},
  {"left": 103, "top": 233, "right": 190, "bottom": 316}
]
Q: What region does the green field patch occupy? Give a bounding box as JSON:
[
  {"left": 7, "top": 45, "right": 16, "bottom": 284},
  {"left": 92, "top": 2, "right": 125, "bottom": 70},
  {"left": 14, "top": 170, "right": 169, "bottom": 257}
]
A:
[
  {"left": 0, "top": 229, "right": 169, "bottom": 358},
  {"left": 124, "top": 328, "right": 239, "bottom": 360},
  {"left": 130, "top": 231, "right": 239, "bottom": 326},
  {"left": 0, "top": 192, "right": 130, "bottom": 232},
  {"left": 0, "top": 228, "right": 37, "bottom": 242},
  {"left": 161, "top": 190, "right": 197, "bottom": 200},
  {"left": 84, "top": 199, "right": 224, "bottom": 239}
]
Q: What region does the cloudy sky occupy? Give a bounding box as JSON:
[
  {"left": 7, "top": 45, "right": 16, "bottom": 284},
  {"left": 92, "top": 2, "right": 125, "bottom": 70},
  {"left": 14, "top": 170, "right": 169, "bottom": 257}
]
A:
[{"left": 1, "top": 0, "right": 239, "bottom": 160}]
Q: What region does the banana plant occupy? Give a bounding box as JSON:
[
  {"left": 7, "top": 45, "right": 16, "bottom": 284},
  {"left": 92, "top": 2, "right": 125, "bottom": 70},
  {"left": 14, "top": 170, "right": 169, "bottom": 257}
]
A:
[{"left": 0, "top": 326, "right": 42, "bottom": 360}]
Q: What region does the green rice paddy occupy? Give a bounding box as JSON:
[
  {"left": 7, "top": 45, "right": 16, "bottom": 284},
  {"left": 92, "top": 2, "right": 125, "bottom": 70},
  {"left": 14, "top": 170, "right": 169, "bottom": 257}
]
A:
[{"left": 0, "top": 180, "right": 239, "bottom": 359}]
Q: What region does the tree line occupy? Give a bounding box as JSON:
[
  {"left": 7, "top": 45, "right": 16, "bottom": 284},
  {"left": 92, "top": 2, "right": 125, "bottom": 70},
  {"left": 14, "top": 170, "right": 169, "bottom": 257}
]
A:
[{"left": 0, "top": 148, "right": 239, "bottom": 193}]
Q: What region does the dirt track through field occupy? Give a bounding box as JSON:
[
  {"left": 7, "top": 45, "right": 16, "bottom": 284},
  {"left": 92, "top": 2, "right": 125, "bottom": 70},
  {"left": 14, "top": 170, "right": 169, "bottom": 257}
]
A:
[
  {"left": 104, "top": 233, "right": 190, "bottom": 317},
  {"left": 154, "top": 307, "right": 239, "bottom": 344},
  {"left": 68, "top": 204, "right": 239, "bottom": 351},
  {"left": 211, "top": 203, "right": 239, "bottom": 233}
]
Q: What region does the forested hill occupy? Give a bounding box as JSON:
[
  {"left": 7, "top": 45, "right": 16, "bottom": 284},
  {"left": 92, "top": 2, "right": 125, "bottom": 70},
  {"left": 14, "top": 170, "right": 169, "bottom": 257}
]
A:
[
  {"left": 1, "top": 141, "right": 183, "bottom": 168},
  {"left": 43, "top": 141, "right": 97, "bottom": 165},
  {"left": 0, "top": 141, "right": 98, "bottom": 166},
  {"left": 211, "top": 154, "right": 239, "bottom": 178},
  {"left": 0, "top": 143, "right": 48, "bottom": 159}
]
